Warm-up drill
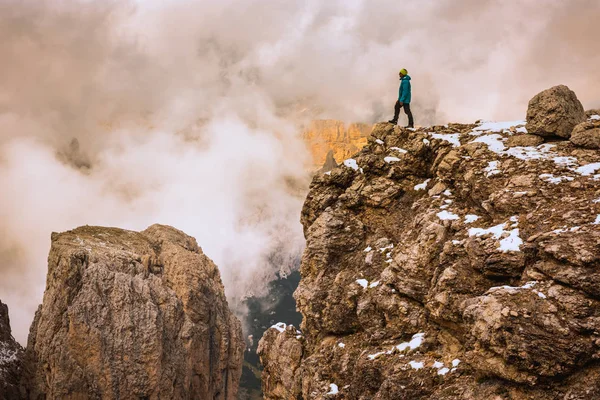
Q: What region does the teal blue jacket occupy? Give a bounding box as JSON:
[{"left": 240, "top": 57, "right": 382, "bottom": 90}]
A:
[{"left": 398, "top": 75, "right": 411, "bottom": 104}]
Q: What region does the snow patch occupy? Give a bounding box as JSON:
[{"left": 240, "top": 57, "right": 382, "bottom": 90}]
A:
[
  {"left": 343, "top": 158, "right": 363, "bottom": 173},
  {"left": 590, "top": 115, "right": 600, "bottom": 121},
  {"left": 464, "top": 215, "right": 480, "bottom": 224},
  {"left": 271, "top": 322, "right": 287, "bottom": 333},
  {"left": 485, "top": 161, "right": 501, "bottom": 177},
  {"left": 472, "top": 134, "right": 506, "bottom": 153},
  {"left": 438, "top": 367, "right": 450, "bottom": 375},
  {"left": 430, "top": 133, "right": 461, "bottom": 147},
  {"left": 375, "top": 139, "right": 384, "bottom": 145},
  {"left": 437, "top": 211, "right": 459, "bottom": 221},
  {"left": 575, "top": 163, "right": 600, "bottom": 176},
  {"left": 390, "top": 147, "right": 408, "bottom": 154},
  {"left": 452, "top": 359, "right": 461, "bottom": 367},
  {"left": 474, "top": 120, "right": 526, "bottom": 133},
  {"left": 539, "top": 173, "right": 574, "bottom": 184},
  {"left": 469, "top": 222, "right": 522, "bottom": 252},
  {"left": 338, "top": 343, "right": 346, "bottom": 348},
  {"left": 432, "top": 361, "right": 444, "bottom": 369},
  {"left": 414, "top": 179, "right": 431, "bottom": 191},
  {"left": 369, "top": 281, "right": 380, "bottom": 288},
  {"left": 363, "top": 246, "right": 372, "bottom": 252},
  {"left": 396, "top": 333, "right": 425, "bottom": 352},
  {"left": 356, "top": 279, "right": 368, "bottom": 289},
  {"left": 409, "top": 361, "right": 424, "bottom": 370},
  {"left": 384, "top": 156, "right": 401, "bottom": 163},
  {"left": 326, "top": 383, "right": 339, "bottom": 395}
]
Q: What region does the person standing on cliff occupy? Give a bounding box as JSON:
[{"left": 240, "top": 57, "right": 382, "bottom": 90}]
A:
[{"left": 388, "top": 68, "right": 414, "bottom": 128}]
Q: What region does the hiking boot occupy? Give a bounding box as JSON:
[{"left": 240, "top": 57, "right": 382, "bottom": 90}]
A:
[{"left": 388, "top": 119, "right": 397, "bottom": 124}]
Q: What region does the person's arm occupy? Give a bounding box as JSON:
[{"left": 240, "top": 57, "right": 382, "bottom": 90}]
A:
[{"left": 398, "top": 81, "right": 404, "bottom": 106}]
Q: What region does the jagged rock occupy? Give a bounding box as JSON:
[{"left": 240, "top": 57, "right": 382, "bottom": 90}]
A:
[
  {"left": 319, "top": 150, "right": 338, "bottom": 173},
  {"left": 21, "top": 224, "right": 244, "bottom": 400},
  {"left": 257, "top": 324, "right": 303, "bottom": 399},
  {"left": 0, "top": 301, "right": 23, "bottom": 400},
  {"left": 302, "top": 120, "right": 371, "bottom": 168},
  {"left": 260, "top": 119, "right": 600, "bottom": 399},
  {"left": 585, "top": 109, "right": 600, "bottom": 118},
  {"left": 506, "top": 134, "right": 544, "bottom": 147},
  {"left": 525, "top": 85, "right": 586, "bottom": 138},
  {"left": 570, "top": 120, "right": 600, "bottom": 149}
]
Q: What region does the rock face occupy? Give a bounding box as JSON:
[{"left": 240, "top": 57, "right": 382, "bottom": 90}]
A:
[
  {"left": 22, "top": 224, "right": 244, "bottom": 399},
  {"left": 0, "top": 301, "right": 23, "bottom": 400},
  {"left": 525, "top": 84, "right": 586, "bottom": 138},
  {"left": 571, "top": 117, "right": 600, "bottom": 149},
  {"left": 302, "top": 120, "right": 371, "bottom": 169},
  {"left": 259, "top": 117, "right": 600, "bottom": 399}
]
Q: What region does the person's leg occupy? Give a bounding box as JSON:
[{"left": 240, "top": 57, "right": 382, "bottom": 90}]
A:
[
  {"left": 403, "top": 103, "right": 414, "bottom": 127},
  {"left": 389, "top": 101, "right": 400, "bottom": 124}
]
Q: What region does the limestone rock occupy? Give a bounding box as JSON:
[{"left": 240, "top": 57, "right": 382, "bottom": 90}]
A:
[
  {"left": 260, "top": 118, "right": 600, "bottom": 399},
  {"left": 585, "top": 109, "right": 600, "bottom": 118},
  {"left": 302, "top": 120, "right": 371, "bottom": 169},
  {"left": 318, "top": 150, "right": 338, "bottom": 173},
  {"left": 570, "top": 120, "right": 600, "bottom": 149},
  {"left": 21, "top": 224, "right": 244, "bottom": 400},
  {"left": 506, "top": 133, "right": 544, "bottom": 147},
  {"left": 526, "top": 85, "right": 586, "bottom": 138},
  {"left": 0, "top": 301, "right": 23, "bottom": 400}
]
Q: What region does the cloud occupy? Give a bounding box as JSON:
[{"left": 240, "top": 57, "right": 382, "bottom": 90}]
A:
[{"left": 1, "top": 0, "right": 598, "bottom": 344}]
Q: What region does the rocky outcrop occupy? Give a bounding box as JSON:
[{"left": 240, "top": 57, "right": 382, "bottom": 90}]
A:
[
  {"left": 302, "top": 120, "right": 371, "bottom": 169},
  {"left": 571, "top": 118, "right": 600, "bottom": 149},
  {"left": 260, "top": 113, "right": 600, "bottom": 399},
  {"left": 525, "top": 85, "right": 586, "bottom": 138},
  {"left": 319, "top": 150, "right": 338, "bottom": 174},
  {"left": 22, "top": 224, "right": 244, "bottom": 399},
  {"left": 0, "top": 301, "right": 23, "bottom": 400}
]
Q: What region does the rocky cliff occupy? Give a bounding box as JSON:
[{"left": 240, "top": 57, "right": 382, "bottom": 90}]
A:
[
  {"left": 302, "top": 120, "right": 372, "bottom": 169},
  {"left": 259, "top": 87, "right": 600, "bottom": 399},
  {"left": 21, "top": 224, "right": 244, "bottom": 399},
  {"left": 0, "top": 301, "right": 23, "bottom": 400}
]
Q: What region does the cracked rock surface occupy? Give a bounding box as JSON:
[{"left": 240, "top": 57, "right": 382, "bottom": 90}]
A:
[{"left": 259, "top": 115, "right": 600, "bottom": 399}]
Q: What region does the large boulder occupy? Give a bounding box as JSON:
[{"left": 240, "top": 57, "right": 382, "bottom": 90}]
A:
[
  {"left": 570, "top": 120, "right": 600, "bottom": 149},
  {"left": 0, "top": 301, "right": 23, "bottom": 400},
  {"left": 21, "top": 224, "right": 244, "bottom": 400},
  {"left": 525, "top": 85, "right": 586, "bottom": 138}
]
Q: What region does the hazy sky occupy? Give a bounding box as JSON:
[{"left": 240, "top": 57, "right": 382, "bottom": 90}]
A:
[{"left": 1, "top": 0, "right": 598, "bottom": 344}]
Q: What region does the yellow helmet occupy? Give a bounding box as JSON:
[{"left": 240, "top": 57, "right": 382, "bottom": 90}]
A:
[{"left": 399, "top": 68, "right": 408, "bottom": 75}]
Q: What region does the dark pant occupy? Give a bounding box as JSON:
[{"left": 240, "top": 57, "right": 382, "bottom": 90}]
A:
[{"left": 393, "top": 101, "right": 414, "bottom": 127}]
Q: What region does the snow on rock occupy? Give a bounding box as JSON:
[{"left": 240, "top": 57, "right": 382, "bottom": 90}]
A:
[
  {"left": 438, "top": 367, "right": 450, "bottom": 375},
  {"left": 575, "top": 162, "right": 600, "bottom": 176},
  {"left": 437, "top": 211, "right": 459, "bottom": 221},
  {"left": 363, "top": 246, "right": 372, "bottom": 252},
  {"left": 396, "top": 333, "right": 425, "bottom": 351},
  {"left": 343, "top": 158, "right": 363, "bottom": 173},
  {"left": 473, "top": 120, "right": 526, "bottom": 133},
  {"left": 473, "top": 134, "right": 506, "bottom": 153},
  {"left": 414, "top": 179, "right": 431, "bottom": 191},
  {"left": 469, "top": 222, "right": 522, "bottom": 252},
  {"left": 390, "top": 147, "right": 408, "bottom": 154},
  {"left": 408, "top": 361, "right": 424, "bottom": 370},
  {"left": 499, "top": 229, "right": 523, "bottom": 252},
  {"left": 594, "top": 215, "right": 600, "bottom": 225},
  {"left": 430, "top": 133, "right": 461, "bottom": 147},
  {"left": 452, "top": 359, "right": 461, "bottom": 367},
  {"left": 271, "top": 322, "right": 287, "bottom": 333},
  {"left": 338, "top": 343, "right": 346, "bottom": 348},
  {"left": 485, "top": 161, "right": 501, "bottom": 177},
  {"left": 326, "top": 383, "right": 339, "bottom": 395},
  {"left": 432, "top": 361, "right": 444, "bottom": 369},
  {"left": 590, "top": 115, "right": 600, "bottom": 121},
  {"left": 423, "top": 139, "right": 430, "bottom": 145},
  {"left": 464, "top": 215, "right": 480, "bottom": 224},
  {"left": 369, "top": 281, "right": 380, "bottom": 288},
  {"left": 356, "top": 279, "right": 368, "bottom": 289},
  {"left": 539, "top": 173, "right": 574, "bottom": 184},
  {"left": 375, "top": 139, "right": 384, "bottom": 145},
  {"left": 384, "top": 156, "right": 401, "bottom": 163}
]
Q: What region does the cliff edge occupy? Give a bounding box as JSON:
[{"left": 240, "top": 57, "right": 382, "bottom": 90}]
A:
[{"left": 259, "top": 87, "right": 600, "bottom": 399}]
